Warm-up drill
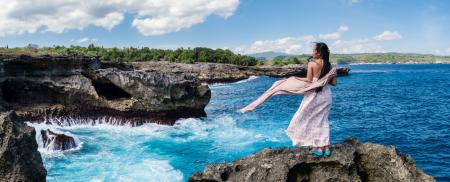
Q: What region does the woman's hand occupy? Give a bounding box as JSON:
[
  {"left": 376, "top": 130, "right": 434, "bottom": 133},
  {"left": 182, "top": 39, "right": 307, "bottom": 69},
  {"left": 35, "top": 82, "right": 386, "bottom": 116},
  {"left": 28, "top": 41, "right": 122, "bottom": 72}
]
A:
[{"left": 329, "top": 76, "right": 337, "bottom": 86}]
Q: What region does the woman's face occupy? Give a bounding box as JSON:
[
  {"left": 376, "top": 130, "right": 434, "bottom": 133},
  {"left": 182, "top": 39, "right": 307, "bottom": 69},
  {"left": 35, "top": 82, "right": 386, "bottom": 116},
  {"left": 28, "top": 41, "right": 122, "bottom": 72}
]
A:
[{"left": 312, "top": 46, "right": 319, "bottom": 58}]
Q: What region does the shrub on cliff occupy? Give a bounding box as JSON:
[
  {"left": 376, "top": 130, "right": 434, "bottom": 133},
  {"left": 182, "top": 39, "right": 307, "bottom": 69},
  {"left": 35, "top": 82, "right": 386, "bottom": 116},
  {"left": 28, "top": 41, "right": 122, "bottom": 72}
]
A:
[{"left": 0, "top": 45, "right": 258, "bottom": 66}]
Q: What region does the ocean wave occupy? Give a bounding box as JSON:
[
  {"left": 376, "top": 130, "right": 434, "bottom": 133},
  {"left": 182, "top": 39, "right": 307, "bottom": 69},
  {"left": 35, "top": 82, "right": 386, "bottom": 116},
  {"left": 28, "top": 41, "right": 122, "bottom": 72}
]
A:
[
  {"left": 209, "top": 76, "right": 260, "bottom": 88},
  {"left": 36, "top": 116, "right": 149, "bottom": 127},
  {"left": 26, "top": 122, "right": 83, "bottom": 156},
  {"left": 28, "top": 114, "right": 269, "bottom": 154},
  {"left": 234, "top": 76, "right": 259, "bottom": 84},
  {"left": 32, "top": 115, "right": 274, "bottom": 181}
]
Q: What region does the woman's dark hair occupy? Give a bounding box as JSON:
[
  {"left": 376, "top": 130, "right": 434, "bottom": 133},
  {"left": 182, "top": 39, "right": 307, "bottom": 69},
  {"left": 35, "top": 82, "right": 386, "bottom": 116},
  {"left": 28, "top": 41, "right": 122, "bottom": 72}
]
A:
[{"left": 313, "top": 42, "right": 331, "bottom": 92}]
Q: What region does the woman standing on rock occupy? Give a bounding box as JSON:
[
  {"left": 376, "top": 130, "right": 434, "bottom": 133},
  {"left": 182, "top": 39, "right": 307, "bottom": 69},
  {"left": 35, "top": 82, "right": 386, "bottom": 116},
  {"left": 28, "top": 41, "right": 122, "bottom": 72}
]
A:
[{"left": 240, "top": 42, "right": 337, "bottom": 157}]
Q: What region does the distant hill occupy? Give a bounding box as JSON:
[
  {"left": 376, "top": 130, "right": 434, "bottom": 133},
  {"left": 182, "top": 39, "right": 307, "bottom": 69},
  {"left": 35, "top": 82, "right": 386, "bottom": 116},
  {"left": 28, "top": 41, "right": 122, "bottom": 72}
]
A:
[
  {"left": 248, "top": 51, "right": 292, "bottom": 60},
  {"left": 259, "top": 52, "right": 450, "bottom": 66}
]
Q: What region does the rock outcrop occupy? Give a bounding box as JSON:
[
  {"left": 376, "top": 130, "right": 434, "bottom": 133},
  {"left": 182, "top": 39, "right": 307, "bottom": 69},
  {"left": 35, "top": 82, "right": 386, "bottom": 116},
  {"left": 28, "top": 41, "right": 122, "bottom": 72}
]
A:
[
  {"left": 0, "top": 111, "right": 47, "bottom": 182},
  {"left": 41, "top": 129, "right": 77, "bottom": 151},
  {"left": 190, "top": 139, "right": 434, "bottom": 182},
  {"left": 0, "top": 55, "right": 211, "bottom": 125},
  {"left": 0, "top": 54, "right": 347, "bottom": 124},
  {"left": 131, "top": 61, "right": 350, "bottom": 83}
]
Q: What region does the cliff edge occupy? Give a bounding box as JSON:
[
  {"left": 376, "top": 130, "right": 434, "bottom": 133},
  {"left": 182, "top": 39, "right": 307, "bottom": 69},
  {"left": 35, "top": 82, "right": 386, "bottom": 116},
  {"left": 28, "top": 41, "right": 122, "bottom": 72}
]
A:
[{"left": 190, "top": 139, "right": 434, "bottom": 182}]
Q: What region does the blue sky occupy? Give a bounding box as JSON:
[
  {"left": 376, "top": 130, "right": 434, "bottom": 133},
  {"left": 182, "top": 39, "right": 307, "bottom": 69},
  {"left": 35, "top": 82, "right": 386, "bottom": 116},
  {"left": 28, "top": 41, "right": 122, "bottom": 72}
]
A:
[{"left": 1, "top": 0, "right": 449, "bottom": 55}]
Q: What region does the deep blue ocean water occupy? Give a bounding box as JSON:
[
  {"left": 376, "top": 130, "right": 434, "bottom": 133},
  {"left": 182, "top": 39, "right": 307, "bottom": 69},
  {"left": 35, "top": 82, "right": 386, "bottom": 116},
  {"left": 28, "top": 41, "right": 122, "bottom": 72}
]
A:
[{"left": 29, "top": 64, "right": 450, "bottom": 181}]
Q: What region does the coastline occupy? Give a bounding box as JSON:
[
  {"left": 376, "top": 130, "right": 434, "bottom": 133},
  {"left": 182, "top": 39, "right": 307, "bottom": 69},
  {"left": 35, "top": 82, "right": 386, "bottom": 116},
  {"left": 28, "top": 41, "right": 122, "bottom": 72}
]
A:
[
  {"left": 348, "top": 62, "right": 450, "bottom": 65},
  {"left": 1, "top": 58, "right": 445, "bottom": 181}
]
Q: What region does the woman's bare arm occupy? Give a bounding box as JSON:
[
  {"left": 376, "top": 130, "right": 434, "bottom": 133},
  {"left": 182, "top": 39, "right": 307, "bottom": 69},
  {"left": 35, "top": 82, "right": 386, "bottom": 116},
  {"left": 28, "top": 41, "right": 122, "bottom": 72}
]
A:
[
  {"left": 329, "top": 65, "right": 337, "bottom": 86},
  {"left": 295, "top": 62, "right": 314, "bottom": 82}
]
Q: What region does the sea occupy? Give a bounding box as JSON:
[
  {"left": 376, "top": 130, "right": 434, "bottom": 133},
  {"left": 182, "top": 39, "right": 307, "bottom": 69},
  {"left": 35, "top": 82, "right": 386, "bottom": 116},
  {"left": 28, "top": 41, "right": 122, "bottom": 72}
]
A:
[{"left": 27, "top": 64, "right": 450, "bottom": 181}]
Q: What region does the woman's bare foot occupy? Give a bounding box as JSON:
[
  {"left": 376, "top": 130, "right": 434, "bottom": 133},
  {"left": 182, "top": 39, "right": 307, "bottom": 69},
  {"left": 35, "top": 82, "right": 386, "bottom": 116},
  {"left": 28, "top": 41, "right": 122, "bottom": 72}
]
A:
[{"left": 316, "top": 147, "right": 323, "bottom": 152}]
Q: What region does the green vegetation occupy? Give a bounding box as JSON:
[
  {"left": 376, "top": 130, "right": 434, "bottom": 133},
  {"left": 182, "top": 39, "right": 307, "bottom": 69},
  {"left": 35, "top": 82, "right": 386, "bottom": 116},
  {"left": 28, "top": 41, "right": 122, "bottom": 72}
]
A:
[
  {"left": 0, "top": 44, "right": 258, "bottom": 66},
  {"left": 260, "top": 53, "right": 450, "bottom": 66},
  {"left": 265, "top": 56, "right": 309, "bottom": 66},
  {"left": 2, "top": 45, "right": 449, "bottom": 66}
]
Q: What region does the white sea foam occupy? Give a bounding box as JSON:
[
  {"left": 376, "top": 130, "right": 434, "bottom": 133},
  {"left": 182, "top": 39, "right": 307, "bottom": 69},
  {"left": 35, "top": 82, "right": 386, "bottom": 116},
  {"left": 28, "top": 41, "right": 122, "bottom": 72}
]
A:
[
  {"left": 209, "top": 76, "right": 260, "bottom": 88},
  {"left": 26, "top": 122, "right": 83, "bottom": 156},
  {"left": 29, "top": 115, "right": 271, "bottom": 181},
  {"left": 116, "top": 159, "right": 184, "bottom": 182},
  {"left": 27, "top": 114, "right": 265, "bottom": 154},
  {"left": 234, "top": 76, "right": 259, "bottom": 84},
  {"left": 85, "top": 159, "right": 183, "bottom": 182},
  {"left": 77, "top": 115, "right": 264, "bottom": 145},
  {"left": 39, "top": 116, "right": 144, "bottom": 127}
]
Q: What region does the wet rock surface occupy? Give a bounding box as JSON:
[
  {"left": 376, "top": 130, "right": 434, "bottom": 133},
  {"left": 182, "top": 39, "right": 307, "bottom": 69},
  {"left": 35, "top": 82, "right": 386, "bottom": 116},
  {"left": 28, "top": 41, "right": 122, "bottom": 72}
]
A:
[
  {"left": 190, "top": 139, "right": 434, "bottom": 182},
  {"left": 0, "top": 111, "right": 47, "bottom": 182},
  {"left": 41, "top": 129, "right": 77, "bottom": 151}
]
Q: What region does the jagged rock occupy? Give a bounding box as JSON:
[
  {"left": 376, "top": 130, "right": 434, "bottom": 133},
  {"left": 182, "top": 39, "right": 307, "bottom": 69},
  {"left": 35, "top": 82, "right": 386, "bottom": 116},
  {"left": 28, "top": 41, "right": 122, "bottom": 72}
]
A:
[
  {"left": 131, "top": 61, "right": 350, "bottom": 83},
  {"left": 190, "top": 139, "right": 434, "bottom": 182},
  {"left": 0, "top": 55, "right": 211, "bottom": 125},
  {"left": 337, "top": 67, "right": 350, "bottom": 76},
  {"left": 132, "top": 61, "right": 259, "bottom": 83},
  {"left": 0, "top": 111, "right": 47, "bottom": 182},
  {"left": 41, "top": 129, "right": 77, "bottom": 151},
  {"left": 91, "top": 68, "right": 210, "bottom": 112}
]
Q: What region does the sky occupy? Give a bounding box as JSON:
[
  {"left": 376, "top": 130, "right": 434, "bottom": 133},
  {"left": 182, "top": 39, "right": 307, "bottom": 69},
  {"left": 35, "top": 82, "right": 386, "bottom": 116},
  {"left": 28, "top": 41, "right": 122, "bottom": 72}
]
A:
[{"left": 1, "top": 0, "right": 449, "bottom": 55}]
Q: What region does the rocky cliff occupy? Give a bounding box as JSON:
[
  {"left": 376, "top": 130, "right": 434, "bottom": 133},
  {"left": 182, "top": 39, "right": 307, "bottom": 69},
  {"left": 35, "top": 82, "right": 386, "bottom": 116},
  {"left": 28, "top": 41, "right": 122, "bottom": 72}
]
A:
[
  {"left": 0, "top": 111, "right": 47, "bottom": 182},
  {"left": 190, "top": 139, "right": 434, "bottom": 182},
  {"left": 131, "top": 61, "right": 350, "bottom": 83},
  {"left": 0, "top": 55, "right": 211, "bottom": 125}
]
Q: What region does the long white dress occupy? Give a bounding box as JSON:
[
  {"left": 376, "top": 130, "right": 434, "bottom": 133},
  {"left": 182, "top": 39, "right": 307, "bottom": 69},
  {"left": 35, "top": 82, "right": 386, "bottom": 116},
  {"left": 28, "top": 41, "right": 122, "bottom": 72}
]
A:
[
  {"left": 240, "top": 69, "right": 336, "bottom": 147},
  {"left": 285, "top": 77, "right": 332, "bottom": 147}
]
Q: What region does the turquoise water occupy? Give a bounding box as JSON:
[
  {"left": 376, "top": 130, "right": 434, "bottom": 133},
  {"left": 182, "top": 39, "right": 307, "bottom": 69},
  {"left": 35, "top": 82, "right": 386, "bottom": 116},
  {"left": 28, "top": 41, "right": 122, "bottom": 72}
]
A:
[{"left": 29, "top": 64, "right": 450, "bottom": 181}]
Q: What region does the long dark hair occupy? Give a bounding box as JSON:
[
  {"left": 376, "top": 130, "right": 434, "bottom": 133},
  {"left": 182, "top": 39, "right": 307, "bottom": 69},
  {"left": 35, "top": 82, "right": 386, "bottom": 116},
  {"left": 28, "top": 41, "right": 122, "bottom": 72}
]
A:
[{"left": 313, "top": 42, "right": 331, "bottom": 92}]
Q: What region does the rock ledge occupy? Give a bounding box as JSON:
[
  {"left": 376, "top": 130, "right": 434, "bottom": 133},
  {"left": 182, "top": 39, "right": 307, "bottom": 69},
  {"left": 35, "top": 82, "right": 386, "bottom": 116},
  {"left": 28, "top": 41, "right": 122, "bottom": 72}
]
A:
[{"left": 190, "top": 139, "right": 434, "bottom": 182}]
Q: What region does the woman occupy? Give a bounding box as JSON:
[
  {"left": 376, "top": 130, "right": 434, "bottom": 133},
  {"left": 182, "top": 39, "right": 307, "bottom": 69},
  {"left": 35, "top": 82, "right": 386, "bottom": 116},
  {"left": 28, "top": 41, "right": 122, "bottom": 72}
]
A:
[{"left": 240, "top": 42, "right": 337, "bottom": 157}]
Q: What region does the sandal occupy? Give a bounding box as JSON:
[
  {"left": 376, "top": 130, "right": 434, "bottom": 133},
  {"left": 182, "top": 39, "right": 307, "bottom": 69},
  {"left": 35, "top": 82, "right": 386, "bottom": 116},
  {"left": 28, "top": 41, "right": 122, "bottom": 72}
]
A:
[
  {"left": 311, "top": 148, "right": 323, "bottom": 157},
  {"left": 324, "top": 148, "right": 332, "bottom": 157}
]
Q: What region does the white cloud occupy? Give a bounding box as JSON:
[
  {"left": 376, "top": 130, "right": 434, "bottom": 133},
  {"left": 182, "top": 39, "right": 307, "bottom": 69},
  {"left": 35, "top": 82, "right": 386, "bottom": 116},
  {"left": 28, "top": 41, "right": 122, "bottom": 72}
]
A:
[
  {"left": 319, "top": 25, "right": 349, "bottom": 40},
  {"left": 319, "top": 32, "right": 341, "bottom": 40},
  {"left": 245, "top": 35, "right": 315, "bottom": 54},
  {"left": 238, "top": 25, "right": 392, "bottom": 54},
  {"left": 337, "top": 25, "right": 349, "bottom": 32},
  {"left": 331, "top": 39, "right": 385, "bottom": 53},
  {"left": 77, "top": 37, "right": 97, "bottom": 43},
  {"left": 341, "top": 0, "right": 360, "bottom": 4},
  {"left": 433, "top": 48, "right": 450, "bottom": 56},
  {"left": 0, "top": 0, "right": 239, "bottom": 36},
  {"left": 373, "top": 31, "right": 402, "bottom": 41}
]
